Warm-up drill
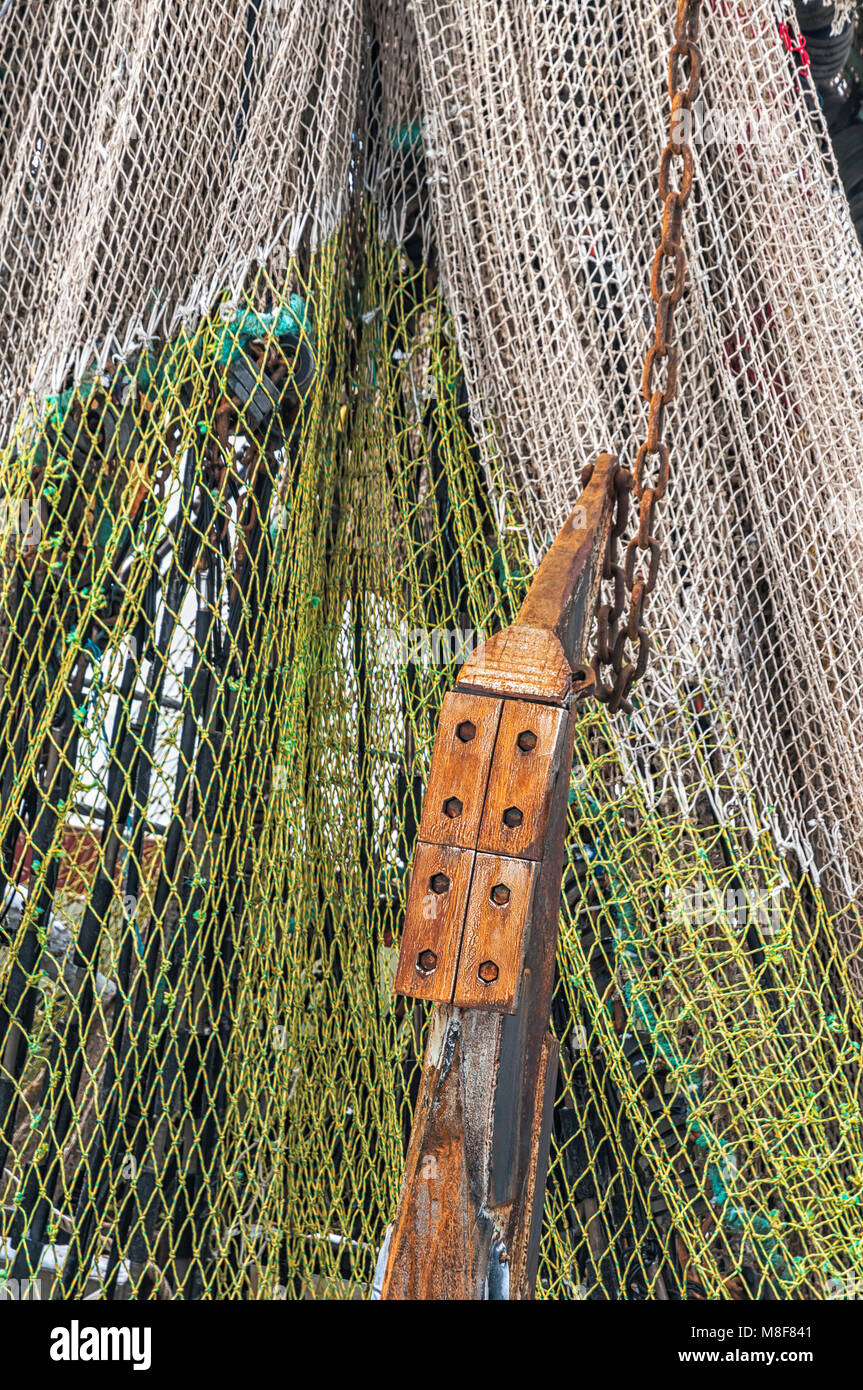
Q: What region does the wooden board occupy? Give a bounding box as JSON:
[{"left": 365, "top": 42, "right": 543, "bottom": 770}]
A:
[
  {"left": 515, "top": 454, "right": 618, "bottom": 671},
  {"left": 452, "top": 853, "right": 539, "bottom": 1011},
  {"left": 393, "top": 842, "right": 474, "bottom": 1003},
  {"left": 477, "top": 700, "right": 568, "bottom": 861},
  {"left": 455, "top": 626, "right": 572, "bottom": 705},
  {"left": 416, "top": 691, "right": 502, "bottom": 849},
  {"left": 396, "top": 698, "right": 570, "bottom": 1007}
]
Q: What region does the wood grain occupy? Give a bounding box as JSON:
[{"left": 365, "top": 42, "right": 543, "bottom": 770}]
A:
[
  {"left": 381, "top": 454, "right": 615, "bottom": 1299},
  {"left": 378, "top": 1007, "right": 502, "bottom": 1300},
  {"left": 510, "top": 1030, "right": 560, "bottom": 1298},
  {"left": 515, "top": 452, "right": 617, "bottom": 671},
  {"left": 382, "top": 704, "right": 580, "bottom": 1298},
  {"left": 417, "top": 691, "right": 502, "bottom": 848},
  {"left": 393, "top": 842, "right": 475, "bottom": 1004},
  {"left": 453, "top": 853, "right": 539, "bottom": 1012},
  {"left": 455, "top": 627, "right": 571, "bottom": 705},
  {"left": 477, "top": 700, "right": 568, "bottom": 861}
]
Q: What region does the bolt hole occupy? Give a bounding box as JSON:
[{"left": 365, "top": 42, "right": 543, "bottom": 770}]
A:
[
  {"left": 490, "top": 883, "right": 510, "bottom": 906},
  {"left": 443, "top": 796, "right": 463, "bottom": 819},
  {"left": 429, "top": 872, "right": 450, "bottom": 895},
  {"left": 502, "top": 806, "right": 523, "bottom": 829},
  {"left": 516, "top": 730, "right": 537, "bottom": 753},
  {"left": 456, "top": 720, "right": 476, "bottom": 742},
  {"left": 478, "top": 960, "right": 499, "bottom": 984},
  {"left": 417, "top": 949, "right": 438, "bottom": 976}
]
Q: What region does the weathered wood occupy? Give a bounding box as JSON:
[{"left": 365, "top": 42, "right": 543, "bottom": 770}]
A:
[
  {"left": 395, "top": 697, "right": 571, "bottom": 1010},
  {"left": 381, "top": 453, "right": 617, "bottom": 1300},
  {"left": 452, "top": 852, "right": 538, "bottom": 1011},
  {"left": 477, "top": 700, "right": 569, "bottom": 860},
  {"left": 377, "top": 1007, "right": 502, "bottom": 1299},
  {"left": 393, "top": 842, "right": 475, "bottom": 1004},
  {"left": 456, "top": 626, "right": 572, "bottom": 704},
  {"left": 416, "top": 691, "right": 503, "bottom": 848},
  {"left": 381, "top": 702, "right": 578, "bottom": 1298},
  {"left": 512, "top": 1029, "right": 560, "bottom": 1297},
  {"left": 514, "top": 454, "right": 617, "bottom": 670}
]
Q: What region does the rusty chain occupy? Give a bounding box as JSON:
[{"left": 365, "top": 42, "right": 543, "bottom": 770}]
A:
[{"left": 585, "top": 0, "right": 703, "bottom": 715}]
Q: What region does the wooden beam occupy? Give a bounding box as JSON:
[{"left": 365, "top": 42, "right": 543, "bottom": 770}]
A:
[{"left": 380, "top": 453, "right": 617, "bottom": 1300}]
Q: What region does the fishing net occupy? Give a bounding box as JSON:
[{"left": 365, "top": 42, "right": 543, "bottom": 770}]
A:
[{"left": 1, "top": 0, "right": 863, "bottom": 1300}]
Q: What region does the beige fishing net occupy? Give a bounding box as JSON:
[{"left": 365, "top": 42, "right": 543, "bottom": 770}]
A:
[{"left": 7, "top": 1, "right": 861, "bottom": 901}]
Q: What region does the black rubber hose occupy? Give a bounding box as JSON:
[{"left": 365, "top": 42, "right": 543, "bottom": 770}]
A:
[
  {"left": 848, "top": 187, "right": 863, "bottom": 233},
  {"left": 795, "top": 0, "right": 836, "bottom": 28},
  {"left": 802, "top": 22, "right": 854, "bottom": 85},
  {"left": 835, "top": 122, "right": 863, "bottom": 196}
]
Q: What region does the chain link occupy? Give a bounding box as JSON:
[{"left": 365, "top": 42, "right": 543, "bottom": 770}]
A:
[{"left": 589, "top": 0, "right": 703, "bottom": 715}]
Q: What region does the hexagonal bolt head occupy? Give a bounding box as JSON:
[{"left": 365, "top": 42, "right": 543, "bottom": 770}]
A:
[
  {"left": 443, "top": 796, "right": 463, "bottom": 819},
  {"left": 456, "top": 720, "right": 477, "bottom": 742},
  {"left": 502, "top": 806, "right": 523, "bottom": 828},
  {"left": 429, "top": 872, "right": 450, "bottom": 895},
  {"left": 490, "top": 883, "right": 510, "bottom": 906},
  {"left": 417, "top": 949, "right": 438, "bottom": 975},
  {"left": 477, "top": 960, "right": 499, "bottom": 984},
  {"left": 516, "top": 729, "right": 537, "bottom": 753}
]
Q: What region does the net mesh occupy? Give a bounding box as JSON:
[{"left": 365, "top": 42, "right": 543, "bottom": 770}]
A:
[{"left": 1, "top": 0, "right": 863, "bottom": 1300}]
